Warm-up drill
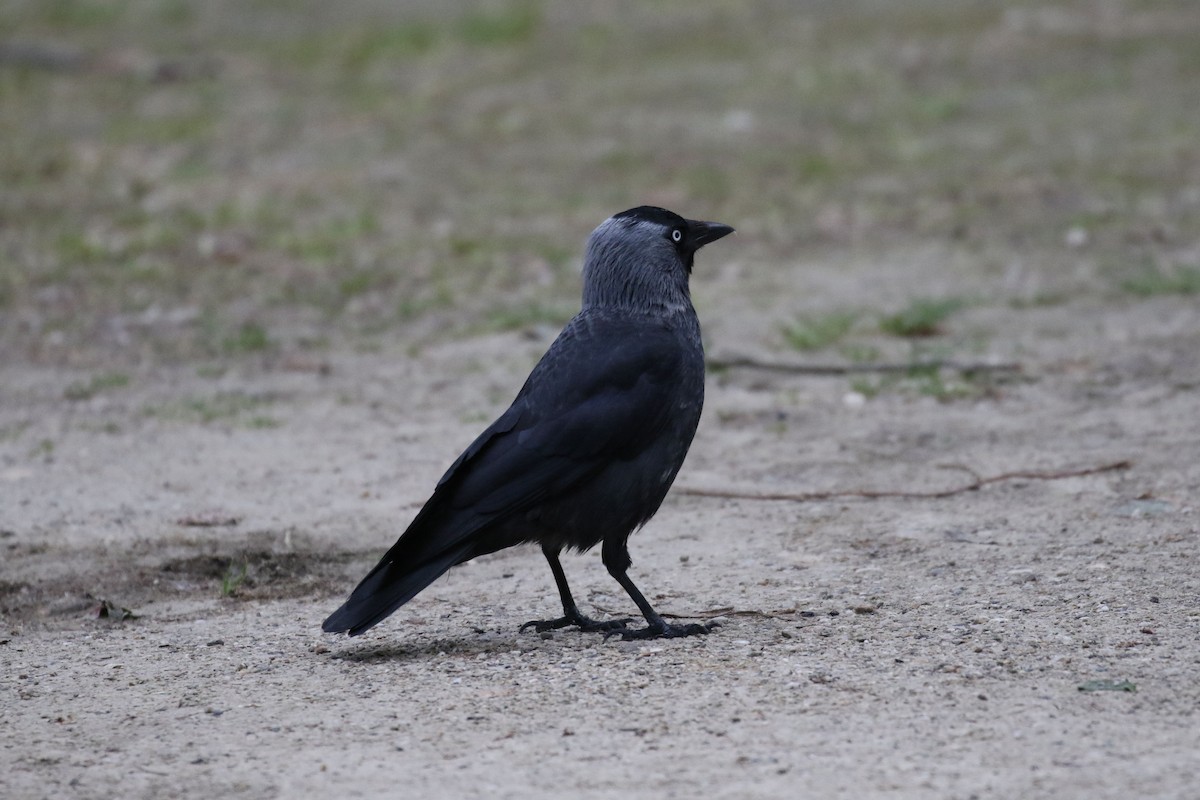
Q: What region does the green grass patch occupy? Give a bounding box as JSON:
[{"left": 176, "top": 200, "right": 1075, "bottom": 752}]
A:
[
  {"left": 879, "top": 298, "right": 967, "bottom": 338},
  {"left": 1008, "top": 291, "right": 1071, "bottom": 309},
  {"left": 848, "top": 377, "right": 881, "bottom": 398},
  {"left": 106, "top": 112, "right": 217, "bottom": 147},
  {"left": 30, "top": 438, "right": 55, "bottom": 459},
  {"left": 782, "top": 311, "right": 857, "bottom": 351},
  {"left": 0, "top": 421, "right": 32, "bottom": 442},
  {"left": 64, "top": 372, "right": 130, "bottom": 401},
  {"left": 849, "top": 366, "right": 982, "bottom": 403},
  {"left": 684, "top": 165, "right": 733, "bottom": 204},
  {"left": 144, "top": 392, "right": 278, "bottom": 427},
  {"left": 905, "top": 362, "right": 974, "bottom": 402},
  {"left": 397, "top": 286, "right": 456, "bottom": 321},
  {"left": 222, "top": 322, "right": 271, "bottom": 354},
  {"left": 273, "top": 210, "right": 380, "bottom": 264},
  {"left": 1121, "top": 266, "right": 1200, "bottom": 297},
  {"left": 847, "top": 342, "right": 1001, "bottom": 402},
  {"left": 795, "top": 153, "right": 839, "bottom": 183},
  {"left": 457, "top": 3, "right": 541, "bottom": 46},
  {"left": 339, "top": 23, "right": 441, "bottom": 69},
  {"left": 840, "top": 343, "right": 882, "bottom": 363},
  {"left": 337, "top": 269, "right": 382, "bottom": 300},
  {"left": 221, "top": 561, "right": 248, "bottom": 597},
  {"left": 38, "top": 0, "right": 124, "bottom": 28}
]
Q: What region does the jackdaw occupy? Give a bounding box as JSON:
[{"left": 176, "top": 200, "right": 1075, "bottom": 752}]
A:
[{"left": 322, "top": 206, "right": 734, "bottom": 640}]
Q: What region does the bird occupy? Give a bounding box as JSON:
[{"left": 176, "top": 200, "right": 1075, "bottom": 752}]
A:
[{"left": 322, "top": 206, "right": 734, "bottom": 641}]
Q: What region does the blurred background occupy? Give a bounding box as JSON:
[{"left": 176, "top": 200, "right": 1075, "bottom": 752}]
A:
[{"left": 2, "top": 0, "right": 1198, "bottom": 369}]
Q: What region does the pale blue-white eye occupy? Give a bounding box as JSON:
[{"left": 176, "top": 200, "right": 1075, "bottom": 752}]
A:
[{"left": 671, "top": 228, "right": 683, "bottom": 243}]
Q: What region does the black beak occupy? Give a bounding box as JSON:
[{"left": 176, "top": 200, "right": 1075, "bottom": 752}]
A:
[{"left": 685, "top": 219, "right": 735, "bottom": 251}]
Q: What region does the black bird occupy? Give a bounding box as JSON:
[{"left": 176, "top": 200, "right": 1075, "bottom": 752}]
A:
[{"left": 322, "top": 206, "right": 734, "bottom": 640}]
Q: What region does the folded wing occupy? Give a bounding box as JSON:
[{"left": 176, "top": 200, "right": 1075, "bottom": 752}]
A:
[{"left": 322, "top": 316, "right": 686, "bottom": 635}]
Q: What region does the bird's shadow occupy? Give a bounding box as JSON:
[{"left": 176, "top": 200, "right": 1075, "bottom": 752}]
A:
[{"left": 324, "top": 629, "right": 536, "bottom": 664}]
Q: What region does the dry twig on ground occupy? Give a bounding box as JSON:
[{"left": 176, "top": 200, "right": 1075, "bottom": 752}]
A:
[
  {"left": 707, "top": 354, "right": 1023, "bottom": 376},
  {"left": 678, "top": 459, "right": 1132, "bottom": 502}
]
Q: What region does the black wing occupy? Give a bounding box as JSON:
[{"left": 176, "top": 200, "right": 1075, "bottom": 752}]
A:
[{"left": 432, "top": 314, "right": 687, "bottom": 532}]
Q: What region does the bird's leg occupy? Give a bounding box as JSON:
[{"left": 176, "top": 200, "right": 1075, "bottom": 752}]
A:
[
  {"left": 601, "top": 540, "right": 715, "bottom": 641},
  {"left": 520, "top": 546, "right": 632, "bottom": 633}
]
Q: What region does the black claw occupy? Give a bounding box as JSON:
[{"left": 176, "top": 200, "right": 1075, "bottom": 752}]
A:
[
  {"left": 520, "top": 614, "right": 632, "bottom": 634},
  {"left": 606, "top": 620, "right": 718, "bottom": 641}
]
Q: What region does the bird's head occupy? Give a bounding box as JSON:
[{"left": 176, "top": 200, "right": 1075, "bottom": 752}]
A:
[{"left": 582, "top": 206, "right": 734, "bottom": 312}]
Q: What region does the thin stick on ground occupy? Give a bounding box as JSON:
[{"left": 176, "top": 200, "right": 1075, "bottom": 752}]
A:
[
  {"left": 591, "top": 604, "right": 800, "bottom": 621},
  {"left": 677, "top": 459, "right": 1132, "bottom": 502},
  {"left": 706, "top": 355, "right": 1023, "bottom": 375}
]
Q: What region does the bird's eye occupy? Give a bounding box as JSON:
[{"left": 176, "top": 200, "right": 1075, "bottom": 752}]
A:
[{"left": 671, "top": 228, "right": 683, "bottom": 243}]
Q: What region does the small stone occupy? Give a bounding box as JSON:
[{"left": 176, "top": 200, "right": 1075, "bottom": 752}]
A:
[
  {"left": 842, "top": 391, "right": 866, "bottom": 408},
  {"left": 1009, "top": 569, "right": 1037, "bottom": 584},
  {"left": 1065, "top": 226, "right": 1089, "bottom": 248}
]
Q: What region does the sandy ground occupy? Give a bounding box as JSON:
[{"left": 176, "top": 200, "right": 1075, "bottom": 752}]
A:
[{"left": 3, "top": 275, "right": 1199, "bottom": 799}]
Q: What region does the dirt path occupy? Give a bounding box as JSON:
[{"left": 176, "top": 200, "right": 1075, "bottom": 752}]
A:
[{"left": 4, "top": 289, "right": 1199, "bottom": 799}]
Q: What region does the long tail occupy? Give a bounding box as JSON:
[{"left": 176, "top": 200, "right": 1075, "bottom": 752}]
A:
[{"left": 322, "top": 543, "right": 471, "bottom": 636}]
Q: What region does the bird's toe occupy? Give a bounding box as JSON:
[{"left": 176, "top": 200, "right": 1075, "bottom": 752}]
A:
[
  {"left": 520, "top": 614, "right": 632, "bottom": 634},
  {"left": 579, "top": 616, "right": 633, "bottom": 633},
  {"left": 519, "top": 618, "right": 565, "bottom": 633},
  {"left": 608, "top": 620, "right": 717, "bottom": 641}
]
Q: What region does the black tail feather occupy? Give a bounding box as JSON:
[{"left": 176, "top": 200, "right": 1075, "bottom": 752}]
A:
[{"left": 322, "top": 546, "right": 469, "bottom": 636}]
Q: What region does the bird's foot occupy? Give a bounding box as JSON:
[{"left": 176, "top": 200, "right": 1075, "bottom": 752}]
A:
[
  {"left": 520, "top": 613, "right": 633, "bottom": 634},
  {"left": 606, "top": 620, "right": 719, "bottom": 641}
]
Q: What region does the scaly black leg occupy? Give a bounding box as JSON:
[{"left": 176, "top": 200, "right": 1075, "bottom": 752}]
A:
[
  {"left": 520, "top": 545, "right": 632, "bottom": 633},
  {"left": 601, "top": 539, "right": 716, "bottom": 641}
]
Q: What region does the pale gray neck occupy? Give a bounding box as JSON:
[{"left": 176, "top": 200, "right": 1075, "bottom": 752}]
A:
[{"left": 581, "top": 219, "right": 693, "bottom": 314}]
